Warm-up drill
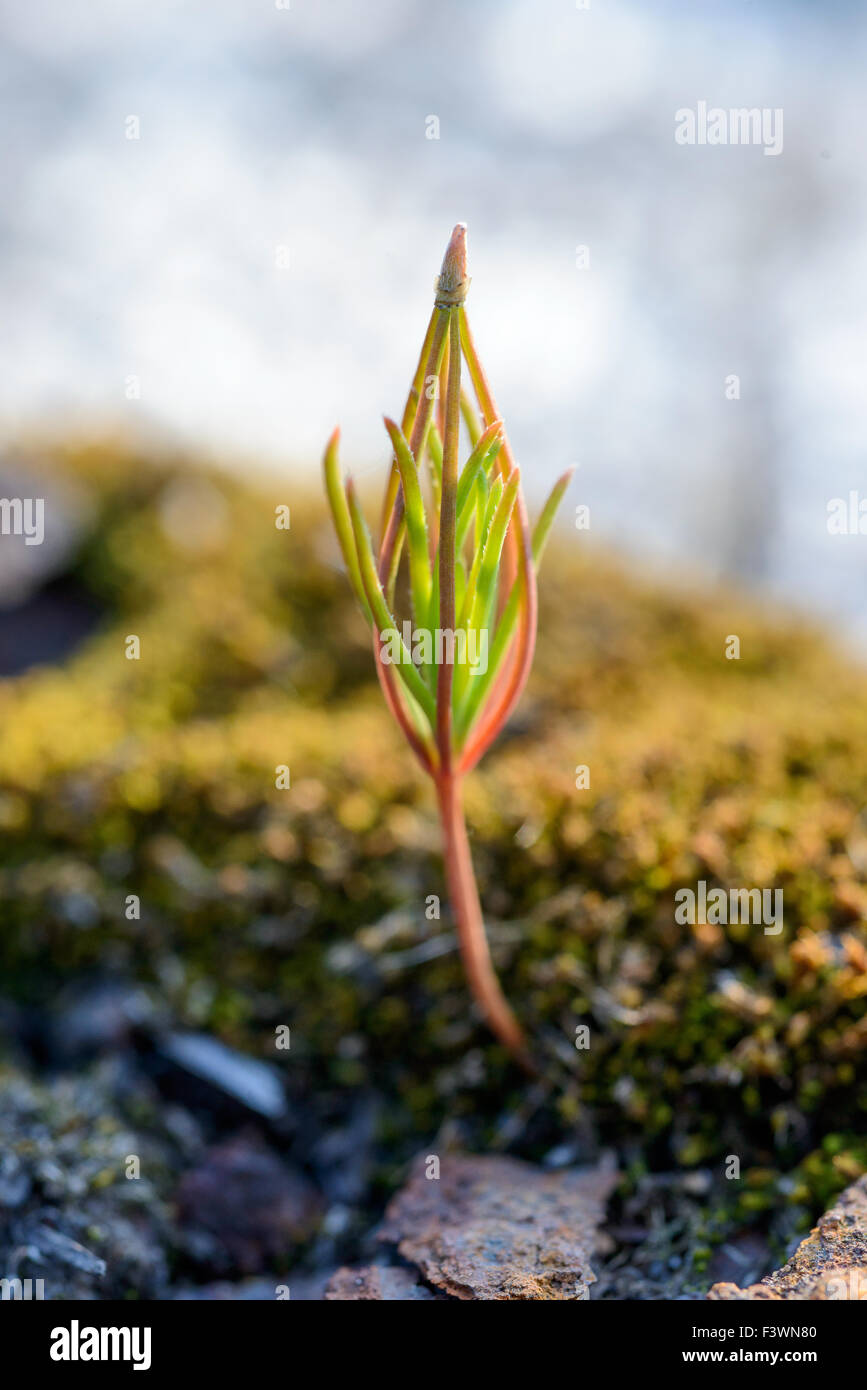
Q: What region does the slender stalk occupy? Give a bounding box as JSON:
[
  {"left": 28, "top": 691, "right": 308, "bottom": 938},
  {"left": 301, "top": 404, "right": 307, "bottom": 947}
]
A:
[{"left": 436, "top": 770, "right": 530, "bottom": 1065}]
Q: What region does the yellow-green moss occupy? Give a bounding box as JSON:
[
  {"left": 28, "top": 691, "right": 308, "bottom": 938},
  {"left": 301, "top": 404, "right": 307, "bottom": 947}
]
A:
[{"left": 1, "top": 439, "right": 866, "bottom": 1203}]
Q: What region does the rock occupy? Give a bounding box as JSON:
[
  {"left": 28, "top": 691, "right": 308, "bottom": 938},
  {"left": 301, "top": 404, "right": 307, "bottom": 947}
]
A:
[
  {"left": 325, "top": 1264, "right": 443, "bottom": 1300},
  {"left": 310, "top": 1093, "right": 379, "bottom": 1205},
  {"left": 174, "top": 1271, "right": 330, "bottom": 1299},
  {"left": 147, "top": 1031, "right": 290, "bottom": 1127},
  {"left": 11, "top": 1206, "right": 170, "bottom": 1297},
  {"left": 281, "top": 1272, "right": 333, "bottom": 1301},
  {"left": 0, "top": 584, "right": 101, "bottom": 678},
  {"left": 0, "top": 1152, "right": 31, "bottom": 1209},
  {"left": 174, "top": 1278, "right": 285, "bottom": 1301},
  {"left": 17, "top": 1222, "right": 106, "bottom": 1277},
  {"left": 44, "top": 981, "right": 158, "bottom": 1065},
  {"left": 708, "top": 1175, "right": 867, "bottom": 1300},
  {"left": 377, "top": 1152, "right": 618, "bottom": 1300},
  {"left": 175, "top": 1135, "right": 322, "bottom": 1276},
  {"left": 0, "top": 1062, "right": 175, "bottom": 1299},
  {"left": 704, "top": 1232, "right": 772, "bottom": 1290}
]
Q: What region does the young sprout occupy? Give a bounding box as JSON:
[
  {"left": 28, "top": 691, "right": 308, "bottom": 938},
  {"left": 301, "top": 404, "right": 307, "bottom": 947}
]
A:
[{"left": 323, "top": 225, "right": 572, "bottom": 1070}]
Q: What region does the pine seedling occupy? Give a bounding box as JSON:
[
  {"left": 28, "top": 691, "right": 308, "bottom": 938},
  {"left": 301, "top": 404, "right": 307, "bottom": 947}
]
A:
[{"left": 323, "top": 225, "right": 572, "bottom": 1069}]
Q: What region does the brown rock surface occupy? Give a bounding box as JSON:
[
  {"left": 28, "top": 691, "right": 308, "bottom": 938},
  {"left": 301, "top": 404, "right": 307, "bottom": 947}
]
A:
[
  {"left": 324, "top": 1265, "right": 443, "bottom": 1300},
  {"left": 376, "top": 1152, "right": 617, "bottom": 1301},
  {"left": 709, "top": 1175, "right": 867, "bottom": 1300}
]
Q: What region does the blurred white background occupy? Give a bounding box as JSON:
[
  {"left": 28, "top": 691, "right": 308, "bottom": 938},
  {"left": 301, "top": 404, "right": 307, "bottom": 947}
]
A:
[{"left": 1, "top": 0, "right": 866, "bottom": 641}]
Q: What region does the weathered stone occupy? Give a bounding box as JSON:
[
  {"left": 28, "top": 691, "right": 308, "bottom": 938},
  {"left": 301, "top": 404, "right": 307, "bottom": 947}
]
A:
[
  {"left": 149, "top": 1031, "right": 290, "bottom": 1126},
  {"left": 46, "top": 981, "right": 158, "bottom": 1064},
  {"left": 174, "top": 1276, "right": 313, "bottom": 1300},
  {"left": 378, "top": 1152, "right": 617, "bottom": 1300},
  {"left": 0, "top": 1152, "right": 31, "bottom": 1209},
  {"left": 175, "top": 1135, "right": 322, "bottom": 1276},
  {"left": 18, "top": 1222, "right": 106, "bottom": 1277},
  {"left": 0, "top": 1064, "right": 172, "bottom": 1299},
  {"left": 324, "top": 1264, "right": 442, "bottom": 1301},
  {"left": 709, "top": 1175, "right": 867, "bottom": 1300}
]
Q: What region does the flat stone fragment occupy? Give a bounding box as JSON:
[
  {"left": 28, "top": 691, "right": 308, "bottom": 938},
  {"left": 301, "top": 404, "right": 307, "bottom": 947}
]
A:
[
  {"left": 324, "top": 1265, "right": 443, "bottom": 1300},
  {"left": 378, "top": 1152, "right": 618, "bottom": 1300},
  {"left": 709, "top": 1175, "right": 867, "bottom": 1300}
]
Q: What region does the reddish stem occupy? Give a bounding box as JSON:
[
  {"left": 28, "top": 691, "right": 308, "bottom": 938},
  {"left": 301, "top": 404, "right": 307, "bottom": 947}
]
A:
[{"left": 436, "top": 769, "right": 532, "bottom": 1068}]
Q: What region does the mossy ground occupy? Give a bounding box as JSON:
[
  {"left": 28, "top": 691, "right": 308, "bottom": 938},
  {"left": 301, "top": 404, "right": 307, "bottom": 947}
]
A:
[{"left": 1, "top": 438, "right": 866, "bottom": 1264}]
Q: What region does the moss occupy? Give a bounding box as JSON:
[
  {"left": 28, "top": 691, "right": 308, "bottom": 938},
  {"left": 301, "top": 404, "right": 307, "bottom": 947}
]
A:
[{"left": 1, "top": 438, "right": 866, "bottom": 1212}]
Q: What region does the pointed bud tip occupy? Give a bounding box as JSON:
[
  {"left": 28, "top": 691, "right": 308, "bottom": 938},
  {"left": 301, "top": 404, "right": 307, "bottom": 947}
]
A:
[
  {"left": 479, "top": 418, "right": 505, "bottom": 450},
  {"left": 435, "top": 223, "right": 470, "bottom": 306}
]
